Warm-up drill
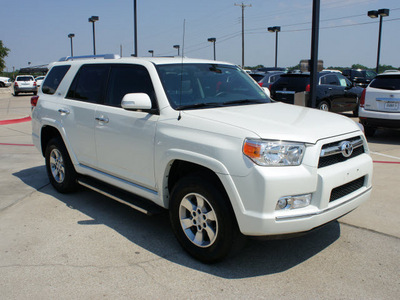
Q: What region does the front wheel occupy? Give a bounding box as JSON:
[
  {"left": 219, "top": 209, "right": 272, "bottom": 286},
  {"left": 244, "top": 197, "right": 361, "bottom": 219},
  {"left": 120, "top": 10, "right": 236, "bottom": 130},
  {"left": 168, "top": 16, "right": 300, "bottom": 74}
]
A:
[
  {"left": 45, "top": 137, "right": 78, "bottom": 193},
  {"left": 169, "top": 175, "right": 241, "bottom": 263}
]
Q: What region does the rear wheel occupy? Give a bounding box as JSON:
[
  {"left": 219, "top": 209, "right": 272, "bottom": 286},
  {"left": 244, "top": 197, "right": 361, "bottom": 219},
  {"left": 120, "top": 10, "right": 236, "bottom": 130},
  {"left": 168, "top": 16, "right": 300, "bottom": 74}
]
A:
[
  {"left": 169, "top": 174, "right": 241, "bottom": 263},
  {"left": 45, "top": 137, "right": 78, "bottom": 193},
  {"left": 364, "top": 125, "right": 376, "bottom": 137},
  {"left": 13, "top": 92, "right": 19, "bottom": 96},
  {"left": 318, "top": 101, "right": 330, "bottom": 111}
]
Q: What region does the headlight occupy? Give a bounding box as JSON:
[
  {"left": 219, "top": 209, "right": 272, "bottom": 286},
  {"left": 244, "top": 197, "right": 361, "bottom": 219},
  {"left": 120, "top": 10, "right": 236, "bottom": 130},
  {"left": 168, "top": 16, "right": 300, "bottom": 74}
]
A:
[{"left": 243, "top": 139, "right": 305, "bottom": 166}]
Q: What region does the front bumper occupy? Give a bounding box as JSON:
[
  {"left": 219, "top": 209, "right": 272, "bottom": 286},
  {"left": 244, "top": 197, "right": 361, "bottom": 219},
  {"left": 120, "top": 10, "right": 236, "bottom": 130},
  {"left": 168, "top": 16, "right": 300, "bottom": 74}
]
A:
[{"left": 223, "top": 133, "right": 373, "bottom": 236}]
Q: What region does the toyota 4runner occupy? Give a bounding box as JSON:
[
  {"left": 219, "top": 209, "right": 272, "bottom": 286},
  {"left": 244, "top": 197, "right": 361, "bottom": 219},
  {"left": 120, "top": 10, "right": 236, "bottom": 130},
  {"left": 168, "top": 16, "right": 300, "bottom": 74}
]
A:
[{"left": 31, "top": 55, "right": 373, "bottom": 263}]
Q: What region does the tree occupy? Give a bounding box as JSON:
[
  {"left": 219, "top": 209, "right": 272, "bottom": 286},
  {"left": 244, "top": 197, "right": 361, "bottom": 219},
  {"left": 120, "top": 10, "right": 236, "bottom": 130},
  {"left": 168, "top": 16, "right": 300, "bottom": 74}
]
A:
[{"left": 0, "top": 40, "right": 10, "bottom": 73}]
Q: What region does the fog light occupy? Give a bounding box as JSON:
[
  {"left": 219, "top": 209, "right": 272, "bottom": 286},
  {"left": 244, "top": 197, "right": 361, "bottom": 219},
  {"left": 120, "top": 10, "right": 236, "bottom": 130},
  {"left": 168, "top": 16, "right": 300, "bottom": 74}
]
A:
[{"left": 276, "top": 194, "right": 312, "bottom": 210}]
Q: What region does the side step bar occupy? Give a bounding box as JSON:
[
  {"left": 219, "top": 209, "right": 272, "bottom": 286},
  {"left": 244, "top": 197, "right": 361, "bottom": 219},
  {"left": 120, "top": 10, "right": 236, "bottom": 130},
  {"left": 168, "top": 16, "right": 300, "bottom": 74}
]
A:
[{"left": 77, "top": 176, "right": 165, "bottom": 216}]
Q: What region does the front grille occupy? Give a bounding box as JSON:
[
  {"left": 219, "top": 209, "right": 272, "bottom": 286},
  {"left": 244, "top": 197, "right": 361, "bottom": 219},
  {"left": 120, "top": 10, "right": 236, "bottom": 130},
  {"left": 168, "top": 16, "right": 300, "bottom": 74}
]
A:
[
  {"left": 318, "top": 136, "right": 365, "bottom": 168},
  {"left": 330, "top": 176, "right": 365, "bottom": 202}
]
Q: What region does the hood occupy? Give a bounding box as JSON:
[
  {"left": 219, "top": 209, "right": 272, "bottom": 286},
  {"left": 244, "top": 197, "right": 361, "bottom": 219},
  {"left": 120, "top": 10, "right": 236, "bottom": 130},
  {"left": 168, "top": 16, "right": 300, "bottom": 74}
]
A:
[{"left": 183, "top": 102, "right": 360, "bottom": 144}]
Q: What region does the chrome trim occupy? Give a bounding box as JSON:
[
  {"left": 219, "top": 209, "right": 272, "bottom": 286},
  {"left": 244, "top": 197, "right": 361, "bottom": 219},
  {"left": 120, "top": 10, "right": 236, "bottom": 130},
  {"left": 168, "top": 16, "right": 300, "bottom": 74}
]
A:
[
  {"left": 79, "top": 164, "right": 158, "bottom": 196},
  {"left": 275, "top": 187, "right": 372, "bottom": 221},
  {"left": 275, "top": 90, "right": 295, "bottom": 94},
  {"left": 320, "top": 137, "right": 363, "bottom": 158}
]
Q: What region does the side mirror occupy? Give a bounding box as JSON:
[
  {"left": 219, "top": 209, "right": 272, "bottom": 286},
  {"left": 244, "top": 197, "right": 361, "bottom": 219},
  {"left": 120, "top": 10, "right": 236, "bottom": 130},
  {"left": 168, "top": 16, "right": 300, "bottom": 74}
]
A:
[{"left": 121, "top": 93, "right": 152, "bottom": 110}]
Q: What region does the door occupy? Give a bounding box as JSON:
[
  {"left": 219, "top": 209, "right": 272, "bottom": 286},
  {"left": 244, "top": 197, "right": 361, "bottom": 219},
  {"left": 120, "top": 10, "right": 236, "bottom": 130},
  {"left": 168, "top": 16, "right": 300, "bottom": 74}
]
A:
[
  {"left": 94, "top": 64, "right": 159, "bottom": 190},
  {"left": 61, "top": 64, "right": 110, "bottom": 168}
]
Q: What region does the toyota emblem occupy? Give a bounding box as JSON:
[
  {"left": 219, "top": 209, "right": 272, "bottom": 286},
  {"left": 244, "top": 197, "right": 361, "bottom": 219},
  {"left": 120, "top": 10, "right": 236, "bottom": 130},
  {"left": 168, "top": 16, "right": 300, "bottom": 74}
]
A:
[{"left": 340, "top": 141, "right": 353, "bottom": 158}]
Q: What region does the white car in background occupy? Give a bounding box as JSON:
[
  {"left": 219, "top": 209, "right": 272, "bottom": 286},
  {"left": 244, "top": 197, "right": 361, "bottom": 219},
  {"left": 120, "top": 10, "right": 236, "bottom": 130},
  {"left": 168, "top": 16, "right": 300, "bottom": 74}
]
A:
[
  {"left": 13, "top": 75, "right": 37, "bottom": 96},
  {"left": 359, "top": 71, "right": 400, "bottom": 136},
  {"left": 35, "top": 76, "right": 45, "bottom": 87},
  {"left": 0, "top": 76, "right": 12, "bottom": 87}
]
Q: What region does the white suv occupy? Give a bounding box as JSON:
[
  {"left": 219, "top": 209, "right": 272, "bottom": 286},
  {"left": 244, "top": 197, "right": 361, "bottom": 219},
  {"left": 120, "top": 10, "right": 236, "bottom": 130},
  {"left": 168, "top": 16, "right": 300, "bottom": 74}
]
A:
[
  {"left": 359, "top": 71, "right": 400, "bottom": 136},
  {"left": 31, "top": 55, "right": 373, "bottom": 262}
]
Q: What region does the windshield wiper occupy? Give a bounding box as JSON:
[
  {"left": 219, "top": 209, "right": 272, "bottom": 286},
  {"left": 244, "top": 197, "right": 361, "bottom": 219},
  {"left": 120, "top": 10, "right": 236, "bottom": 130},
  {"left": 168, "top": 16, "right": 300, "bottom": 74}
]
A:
[
  {"left": 176, "top": 102, "right": 223, "bottom": 110},
  {"left": 222, "top": 99, "right": 267, "bottom": 106}
]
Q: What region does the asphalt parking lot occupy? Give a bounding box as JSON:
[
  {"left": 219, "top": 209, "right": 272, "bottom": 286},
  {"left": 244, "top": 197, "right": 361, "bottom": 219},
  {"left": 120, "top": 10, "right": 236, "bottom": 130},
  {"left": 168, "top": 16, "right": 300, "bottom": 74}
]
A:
[{"left": 0, "top": 89, "right": 399, "bottom": 299}]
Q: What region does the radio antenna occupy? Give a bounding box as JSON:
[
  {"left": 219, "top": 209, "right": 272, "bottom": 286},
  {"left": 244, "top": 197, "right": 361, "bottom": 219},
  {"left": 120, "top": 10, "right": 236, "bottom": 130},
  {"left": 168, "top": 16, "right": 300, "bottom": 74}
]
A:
[{"left": 178, "top": 19, "right": 186, "bottom": 121}]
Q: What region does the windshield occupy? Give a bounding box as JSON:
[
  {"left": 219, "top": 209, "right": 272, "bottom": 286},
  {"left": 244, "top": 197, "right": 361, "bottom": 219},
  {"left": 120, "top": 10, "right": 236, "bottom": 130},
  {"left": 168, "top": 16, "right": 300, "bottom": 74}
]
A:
[{"left": 156, "top": 64, "right": 270, "bottom": 110}]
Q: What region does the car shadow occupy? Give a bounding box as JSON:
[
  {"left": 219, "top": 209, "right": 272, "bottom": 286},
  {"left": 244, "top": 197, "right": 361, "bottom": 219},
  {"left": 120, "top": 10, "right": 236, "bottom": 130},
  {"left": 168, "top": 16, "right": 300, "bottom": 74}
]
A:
[
  {"left": 366, "top": 128, "right": 400, "bottom": 145},
  {"left": 13, "top": 166, "right": 341, "bottom": 279}
]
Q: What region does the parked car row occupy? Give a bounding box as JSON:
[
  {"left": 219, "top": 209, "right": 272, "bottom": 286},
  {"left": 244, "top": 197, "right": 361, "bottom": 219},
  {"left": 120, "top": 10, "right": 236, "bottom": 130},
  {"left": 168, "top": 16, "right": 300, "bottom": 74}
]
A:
[{"left": 268, "top": 71, "right": 363, "bottom": 115}]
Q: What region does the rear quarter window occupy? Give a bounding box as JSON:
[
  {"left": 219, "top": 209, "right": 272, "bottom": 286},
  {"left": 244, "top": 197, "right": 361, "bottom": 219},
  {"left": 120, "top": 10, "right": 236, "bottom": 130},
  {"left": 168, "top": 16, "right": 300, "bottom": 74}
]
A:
[
  {"left": 42, "top": 65, "right": 71, "bottom": 95},
  {"left": 369, "top": 76, "right": 400, "bottom": 90}
]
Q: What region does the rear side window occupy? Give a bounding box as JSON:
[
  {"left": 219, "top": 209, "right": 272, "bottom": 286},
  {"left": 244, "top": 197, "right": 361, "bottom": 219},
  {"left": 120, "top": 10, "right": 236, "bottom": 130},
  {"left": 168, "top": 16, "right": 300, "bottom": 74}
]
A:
[
  {"left": 16, "top": 76, "right": 34, "bottom": 81},
  {"left": 66, "top": 64, "right": 109, "bottom": 103},
  {"left": 273, "top": 76, "right": 309, "bottom": 92},
  {"left": 369, "top": 76, "right": 400, "bottom": 90},
  {"left": 42, "top": 65, "right": 70, "bottom": 95},
  {"left": 105, "top": 64, "right": 156, "bottom": 108}
]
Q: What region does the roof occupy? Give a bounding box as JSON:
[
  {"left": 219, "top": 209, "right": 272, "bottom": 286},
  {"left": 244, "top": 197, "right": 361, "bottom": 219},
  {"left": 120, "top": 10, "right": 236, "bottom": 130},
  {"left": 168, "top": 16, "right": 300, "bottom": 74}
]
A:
[{"left": 55, "top": 55, "right": 232, "bottom": 66}]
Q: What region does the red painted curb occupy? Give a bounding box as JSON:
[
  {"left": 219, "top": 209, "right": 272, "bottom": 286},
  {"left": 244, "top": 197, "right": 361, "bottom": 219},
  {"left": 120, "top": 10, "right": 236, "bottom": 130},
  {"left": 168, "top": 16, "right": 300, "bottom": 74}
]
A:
[
  {"left": 0, "top": 116, "right": 32, "bottom": 125},
  {"left": 373, "top": 160, "right": 400, "bottom": 165}
]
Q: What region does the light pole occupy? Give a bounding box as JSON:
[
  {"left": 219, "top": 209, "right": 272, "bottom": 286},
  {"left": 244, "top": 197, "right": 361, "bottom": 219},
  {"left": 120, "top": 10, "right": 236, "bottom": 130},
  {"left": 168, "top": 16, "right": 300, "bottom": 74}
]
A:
[
  {"left": 68, "top": 33, "right": 75, "bottom": 57},
  {"left": 148, "top": 50, "right": 154, "bottom": 57},
  {"left": 267, "top": 26, "right": 281, "bottom": 68},
  {"left": 173, "top": 45, "right": 180, "bottom": 56},
  {"left": 207, "top": 38, "right": 216, "bottom": 60},
  {"left": 88, "top": 16, "right": 99, "bottom": 55},
  {"left": 368, "top": 8, "right": 389, "bottom": 74}
]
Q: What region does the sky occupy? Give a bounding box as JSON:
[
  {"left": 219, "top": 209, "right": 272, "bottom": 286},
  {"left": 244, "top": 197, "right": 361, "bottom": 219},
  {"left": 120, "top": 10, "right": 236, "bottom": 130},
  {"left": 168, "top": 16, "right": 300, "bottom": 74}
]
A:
[{"left": 1, "top": 0, "right": 399, "bottom": 71}]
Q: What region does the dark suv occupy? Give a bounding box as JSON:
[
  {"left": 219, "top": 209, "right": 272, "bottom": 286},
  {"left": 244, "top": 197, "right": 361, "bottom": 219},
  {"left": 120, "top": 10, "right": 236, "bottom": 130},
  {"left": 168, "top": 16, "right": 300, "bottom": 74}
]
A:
[
  {"left": 269, "top": 71, "right": 363, "bottom": 115},
  {"left": 342, "top": 69, "right": 376, "bottom": 88}
]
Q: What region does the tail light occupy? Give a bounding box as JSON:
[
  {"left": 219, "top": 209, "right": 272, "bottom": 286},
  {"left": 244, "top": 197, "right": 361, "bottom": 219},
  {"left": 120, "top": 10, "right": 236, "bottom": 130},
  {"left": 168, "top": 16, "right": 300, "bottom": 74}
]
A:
[
  {"left": 268, "top": 84, "right": 273, "bottom": 91},
  {"left": 33, "top": 81, "right": 37, "bottom": 87},
  {"left": 31, "top": 96, "right": 39, "bottom": 108},
  {"left": 305, "top": 84, "right": 310, "bottom": 92},
  {"left": 359, "top": 88, "right": 366, "bottom": 108},
  {"left": 14, "top": 82, "right": 19, "bottom": 87},
  {"left": 258, "top": 82, "right": 263, "bottom": 87}
]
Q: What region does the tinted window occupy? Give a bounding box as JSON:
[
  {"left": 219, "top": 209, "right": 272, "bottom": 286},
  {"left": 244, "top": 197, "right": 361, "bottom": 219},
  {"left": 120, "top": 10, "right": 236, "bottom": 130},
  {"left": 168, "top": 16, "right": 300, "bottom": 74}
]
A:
[
  {"left": 272, "top": 76, "right": 309, "bottom": 92},
  {"left": 42, "top": 65, "right": 70, "bottom": 95},
  {"left": 67, "top": 64, "right": 109, "bottom": 103},
  {"left": 105, "top": 65, "right": 156, "bottom": 108},
  {"left": 320, "top": 74, "right": 339, "bottom": 85},
  {"left": 369, "top": 75, "right": 400, "bottom": 90},
  {"left": 16, "top": 76, "right": 33, "bottom": 81}
]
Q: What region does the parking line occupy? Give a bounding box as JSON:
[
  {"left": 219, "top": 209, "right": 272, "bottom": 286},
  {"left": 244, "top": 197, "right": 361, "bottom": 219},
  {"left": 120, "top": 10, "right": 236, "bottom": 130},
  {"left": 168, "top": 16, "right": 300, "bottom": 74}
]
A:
[
  {"left": 0, "top": 143, "right": 34, "bottom": 147},
  {"left": 370, "top": 151, "right": 400, "bottom": 161}
]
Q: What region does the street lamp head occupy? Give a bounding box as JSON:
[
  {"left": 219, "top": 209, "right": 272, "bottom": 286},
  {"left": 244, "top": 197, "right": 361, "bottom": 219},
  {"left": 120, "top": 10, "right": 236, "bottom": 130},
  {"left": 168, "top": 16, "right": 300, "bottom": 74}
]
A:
[
  {"left": 89, "top": 16, "right": 99, "bottom": 23},
  {"left": 268, "top": 26, "right": 281, "bottom": 33},
  {"left": 378, "top": 8, "right": 390, "bottom": 17},
  {"left": 208, "top": 37, "right": 216, "bottom": 43},
  {"left": 68, "top": 33, "right": 75, "bottom": 38},
  {"left": 368, "top": 10, "right": 378, "bottom": 18},
  {"left": 173, "top": 45, "right": 180, "bottom": 49},
  {"left": 148, "top": 50, "right": 154, "bottom": 54}
]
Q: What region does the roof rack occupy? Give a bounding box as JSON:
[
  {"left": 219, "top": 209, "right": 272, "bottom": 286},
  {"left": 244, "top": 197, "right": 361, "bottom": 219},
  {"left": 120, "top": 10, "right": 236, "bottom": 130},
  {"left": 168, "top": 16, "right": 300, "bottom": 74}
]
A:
[{"left": 58, "top": 54, "right": 120, "bottom": 62}]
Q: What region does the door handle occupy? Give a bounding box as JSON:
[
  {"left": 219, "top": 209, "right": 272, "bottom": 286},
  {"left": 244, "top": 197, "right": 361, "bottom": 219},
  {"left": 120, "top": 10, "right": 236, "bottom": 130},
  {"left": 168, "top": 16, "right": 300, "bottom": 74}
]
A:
[
  {"left": 95, "top": 116, "right": 109, "bottom": 123},
  {"left": 58, "top": 108, "right": 70, "bottom": 115}
]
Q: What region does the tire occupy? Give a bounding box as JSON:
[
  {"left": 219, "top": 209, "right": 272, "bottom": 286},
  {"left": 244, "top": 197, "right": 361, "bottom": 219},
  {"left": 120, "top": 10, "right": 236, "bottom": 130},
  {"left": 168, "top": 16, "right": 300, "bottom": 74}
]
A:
[
  {"left": 45, "top": 137, "right": 78, "bottom": 193},
  {"left": 169, "top": 174, "right": 241, "bottom": 263},
  {"left": 353, "top": 107, "right": 359, "bottom": 117},
  {"left": 0, "top": 82, "right": 4, "bottom": 87},
  {"left": 33, "top": 91, "right": 37, "bottom": 95},
  {"left": 13, "top": 92, "right": 19, "bottom": 96},
  {"left": 317, "top": 100, "right": 330, "bottom": 111},
  {"left": 364, "top": 125, "right": 376, "bottom": 137}
]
